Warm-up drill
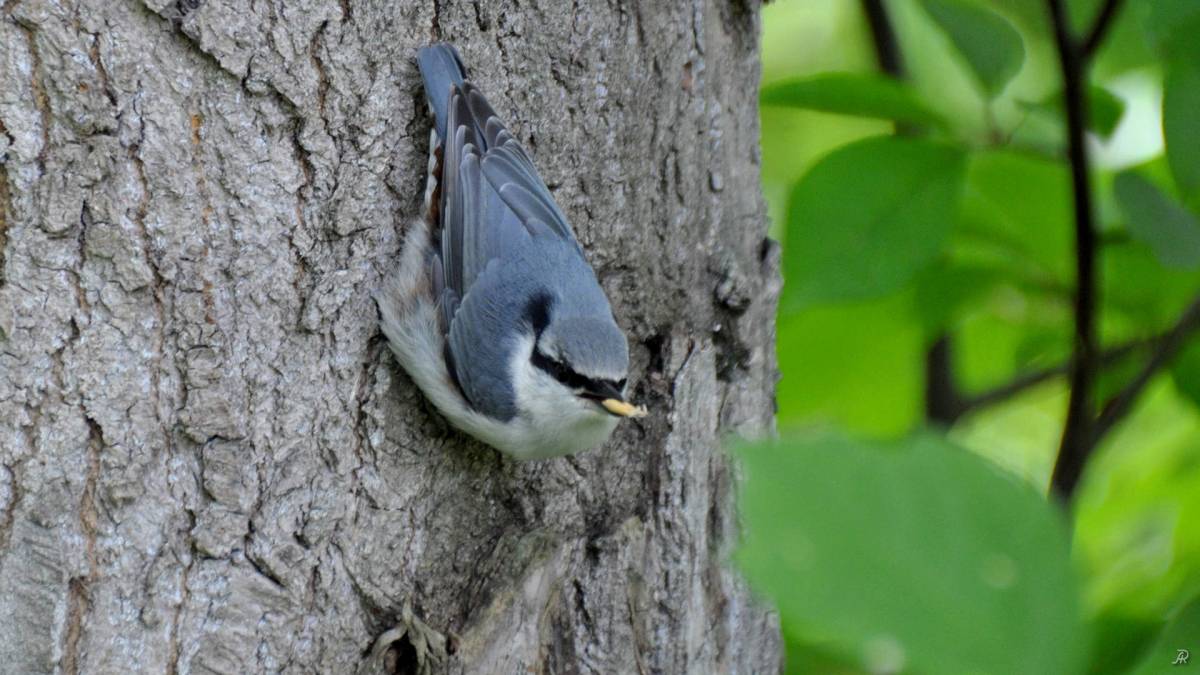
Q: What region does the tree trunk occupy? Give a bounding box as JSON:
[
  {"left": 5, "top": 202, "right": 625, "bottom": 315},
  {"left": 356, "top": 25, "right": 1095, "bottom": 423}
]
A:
[{"left": 0, "top": 0, "right": 781, "bottom": 672}]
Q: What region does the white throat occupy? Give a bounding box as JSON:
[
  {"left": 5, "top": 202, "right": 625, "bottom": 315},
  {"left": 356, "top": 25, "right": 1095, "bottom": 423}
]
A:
[{"left": 503, "top": 334, "right": 620, "bottom": 459}]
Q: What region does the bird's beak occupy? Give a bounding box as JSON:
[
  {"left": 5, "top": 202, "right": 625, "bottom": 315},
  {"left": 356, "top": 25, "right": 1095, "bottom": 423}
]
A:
[
  {"left": 585, "top": 381, "right": 648, "bottom": 418},
  {"left": 600, "top": 398, "right": 648, "bottom": 418}
]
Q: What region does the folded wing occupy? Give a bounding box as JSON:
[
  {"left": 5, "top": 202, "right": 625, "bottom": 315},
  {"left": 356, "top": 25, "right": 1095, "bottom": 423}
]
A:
[{"left": 418, "top": 46, "right": 587, "bottom": 417}]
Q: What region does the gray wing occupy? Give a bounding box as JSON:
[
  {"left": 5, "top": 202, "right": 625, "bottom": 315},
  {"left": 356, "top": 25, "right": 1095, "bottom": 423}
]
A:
[
  {"left": 434, "top": 81, "right": 590, "bottom": 415},
  {"left": 462, "top": 85, "right": 578, "bottom": 244},
  {"left": 445, "top": 259, "right": 522, "bottom": 421},
  {"left": 437, "top": 84, "right": 582, "bottom": 309}
]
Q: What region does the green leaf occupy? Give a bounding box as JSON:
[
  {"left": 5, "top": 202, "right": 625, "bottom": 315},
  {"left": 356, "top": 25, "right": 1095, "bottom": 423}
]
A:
[
  {"left": 1073, "top": 382, "right": 1200, "bottom": 618},
  {"left": 1127, "top": 596, "right": 1200, "bottom": 674},
  {"left": 1163, "top": 57, "right": 1200, "bottom": 206},
  {"left": 783, "top": 136, "right": 966, "bottom": 307},
  {"left": 1018, "top": 85, "right": 1126, "bottom": 140},
  {"left": 761, "top": 72, "right": 946, "bottom": 128},
  {"left": 1171, "top": 340, "right": 1200, "bottom": 410},
  {"left": 776, "top": 294, "right": 923, "bottom": 438},
  {"left": 1101, "top": 240, "right": 1200, "bottom": 327},
  {"left": 1140, "top": 0, "right": 1200, "bottom": 57},
  {"left": 921, "top": 0, "right": 1025, "bottom": 96},
  {"left": 957, "top": 149, "right": 1074, "bottom": 282},
  {"left": 1085, "top": 613, "right": 1165, "bottom": 675},
  {"left": 736, "top": 432, "right": 1086, "bottom": 675},
  {"left": 956, "top": 304, "right": 1069, "bottom": 397},
  {"left": 1094, "top": 346, "right": 1145, "bottom": 406},
  {"left": 1088, "top": 85, "right": 1126, "bottom": 139},
  {"left": 1114, "top": 172, "right": 1200, "bottom": 269},
  {"left": 1089, "top": 0, "right": 1158, "bottom": 78},
  {"left": 913, "top": 261, "right": 1003, "bottom": 333},
  {"left": 1066, "top": 0, "right": 1104, "bottom": 33}
]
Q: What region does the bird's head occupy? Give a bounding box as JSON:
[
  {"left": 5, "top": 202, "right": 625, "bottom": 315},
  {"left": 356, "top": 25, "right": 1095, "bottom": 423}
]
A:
[{"left": 521, "top": 294, "right": 645, "bottom": 420}]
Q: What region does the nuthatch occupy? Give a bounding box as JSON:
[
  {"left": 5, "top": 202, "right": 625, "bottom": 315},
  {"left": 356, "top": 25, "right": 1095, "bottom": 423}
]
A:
[{"left": 375, "top": 43, "right": 645, "bottom": 459}]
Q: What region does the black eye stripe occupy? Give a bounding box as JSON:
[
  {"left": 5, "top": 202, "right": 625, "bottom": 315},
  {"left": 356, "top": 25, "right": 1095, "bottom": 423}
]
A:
[
  {"left": 530, "top": 349, "right": 623, "bottom": 395},
  {"left": 523, "top": 294, "right": 624, "bottom": 395}
]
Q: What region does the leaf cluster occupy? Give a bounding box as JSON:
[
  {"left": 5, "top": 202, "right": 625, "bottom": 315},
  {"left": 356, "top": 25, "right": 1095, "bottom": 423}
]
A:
[{"left": 747, "top": 1, "right": 1200, "bottom": 672}]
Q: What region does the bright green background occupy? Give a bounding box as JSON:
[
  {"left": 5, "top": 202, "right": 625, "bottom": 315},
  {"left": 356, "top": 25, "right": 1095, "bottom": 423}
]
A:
[{"left": 743, "top": 1, "right": 1200, "bottom": 673}]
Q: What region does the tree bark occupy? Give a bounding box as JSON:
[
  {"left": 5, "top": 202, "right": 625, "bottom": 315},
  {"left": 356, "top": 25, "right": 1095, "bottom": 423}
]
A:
[{"left": 0, "top": 0, "right": 781, "bottom": 672}]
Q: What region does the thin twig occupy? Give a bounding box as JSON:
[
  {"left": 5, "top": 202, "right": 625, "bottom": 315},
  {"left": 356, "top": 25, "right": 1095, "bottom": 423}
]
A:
[
  {"left": 925, "top": 335, "right": 963, "bottom": 423},
  {"left": 861, "top": 0, "right": 904, "bottom": 77},
  {"left": 1046, "top": 0, "right": 1100, "bottom": 502},
  {"left": 960, "top": 338, "right": 1150, "bottom": 415},
  {"left": 1080, "top": 0, "right": 1125, "bottom": 60},
  {"left": 1093, "top": 296, "right": 1200, "bottom": 440}
]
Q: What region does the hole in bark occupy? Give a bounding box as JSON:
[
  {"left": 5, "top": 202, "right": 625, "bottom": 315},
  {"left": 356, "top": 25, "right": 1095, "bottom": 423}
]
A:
[
  {"left": 383, "top": 633, "right": 419, "bottom": 675},
  {"left": 759, "top": 236, "right": 779, "bottom": 264},
  {"left": 644, "top": 331, "right": 668, "bottom": 375},
  {"left": 713, "top": 322, "right": 750, "bottom": 383}
]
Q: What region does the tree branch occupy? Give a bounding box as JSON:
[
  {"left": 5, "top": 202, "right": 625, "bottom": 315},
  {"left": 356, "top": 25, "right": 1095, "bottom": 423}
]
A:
[
  {"left": 1046, "top": 0, "right": 1100, "bottom": 502},
  {"left": 861, "top": 0, "right": 904, "bottom": 77},
  {"left": 1080, "top": 0, "right": 1125, "bottom": 61},
  {"left": 958, "top": 338, "right": 1150, "bottom": 416},
  {"left": 925, "top": 335, "right": 964, "bottom": 424},
  {"left": 1093, "top": 296, "right": 1200, "bottom": 440}
]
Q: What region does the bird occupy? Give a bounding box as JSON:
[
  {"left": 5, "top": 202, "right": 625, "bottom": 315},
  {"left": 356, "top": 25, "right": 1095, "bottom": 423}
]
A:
[{"left": 375, "top": 42, "right": 646, "bottom": 460}]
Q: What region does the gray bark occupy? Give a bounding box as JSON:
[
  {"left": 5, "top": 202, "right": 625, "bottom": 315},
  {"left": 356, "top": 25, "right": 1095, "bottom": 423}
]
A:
[{"left": 0, "top": 0, "right": 781, "bottom": 672}]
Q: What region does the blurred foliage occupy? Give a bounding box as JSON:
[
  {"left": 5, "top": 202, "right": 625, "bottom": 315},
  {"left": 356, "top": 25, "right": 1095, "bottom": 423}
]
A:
[
  {"left": 738, "top": 433, "right": 1084, "bottom": 674},
  {"left": 783, "top": 136, "right": 967, "bottom": 307},
  {"left": 1127, "top": 595, "right": 1200, "bottom": 674},
  {"left": 742, "top": 0, "right": 1200, "bottom": 673}
]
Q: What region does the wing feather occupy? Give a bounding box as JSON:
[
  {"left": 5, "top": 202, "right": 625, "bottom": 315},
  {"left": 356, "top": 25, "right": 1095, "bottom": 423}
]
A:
[
  {"left": 436, "top": 78, "right": 581, "bottom": 308},
  {"left": 482, "top": 149, "right": 575, "bottom": 241},
  {"left": 459, "top": 149, "right": 485, "bottom": 292},
  {"left": 446, "top": 260, "right": 519, "bottom": 420}
]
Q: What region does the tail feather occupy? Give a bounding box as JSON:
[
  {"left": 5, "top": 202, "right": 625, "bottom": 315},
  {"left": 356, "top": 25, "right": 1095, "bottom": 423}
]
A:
[{"left": 417, "top": 43, "right": 467, "bottom": 141}]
